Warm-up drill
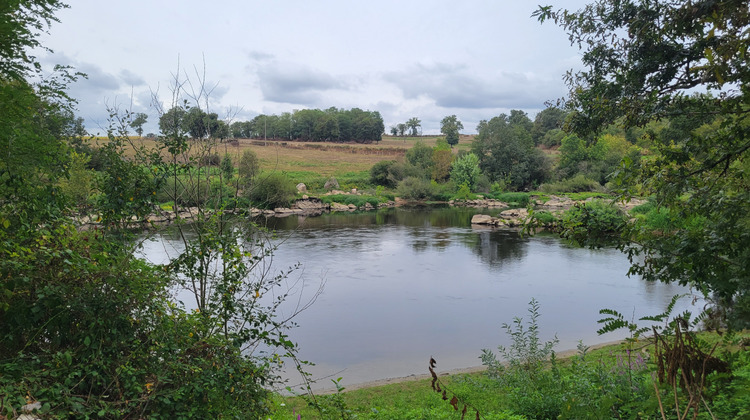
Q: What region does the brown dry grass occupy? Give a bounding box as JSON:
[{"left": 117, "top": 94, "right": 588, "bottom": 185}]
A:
[{"left": 94, "top": 135, "right": 475, "bottom": 177}]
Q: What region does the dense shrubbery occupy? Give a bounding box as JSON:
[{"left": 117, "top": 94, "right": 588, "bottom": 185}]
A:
[
  {"left": 539, "top": 174, "right": 603, "bottom": 193},
  {"left": 491, "top": 192, "right": 531, "bottom": 207},
  {"left": 560, "top": 200, "right": 627, "bottom": 247},
  {"left": 245, "top": 172, "right": 298, "bottom": 209},
  {"left": 396, "top": 176, "right": 437, "bottom": 200}
]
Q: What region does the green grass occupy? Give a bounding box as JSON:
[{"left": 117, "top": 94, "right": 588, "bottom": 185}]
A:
[{"left": 269, "top": 331, "right": 750, "bottom": 419}]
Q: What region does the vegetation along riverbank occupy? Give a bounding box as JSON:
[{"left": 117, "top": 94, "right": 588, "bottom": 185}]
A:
[{"left": 2, "top": 0, "right": 749, "bottom": 418}]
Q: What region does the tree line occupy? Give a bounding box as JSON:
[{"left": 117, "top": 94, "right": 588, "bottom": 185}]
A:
[{"left": 226, "top": 107, "right": 384, "bottom": 142}]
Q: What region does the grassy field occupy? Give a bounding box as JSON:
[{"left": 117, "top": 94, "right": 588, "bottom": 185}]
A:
[{"left": 103, "top": 134, "right": 475, "bottom": 178}]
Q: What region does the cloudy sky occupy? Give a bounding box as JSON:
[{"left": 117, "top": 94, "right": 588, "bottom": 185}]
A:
[{"left": 38, "top": 0, "right": 589, "bottom": 135}]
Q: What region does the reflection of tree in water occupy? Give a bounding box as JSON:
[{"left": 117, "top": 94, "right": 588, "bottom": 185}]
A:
[{"left": 464, "top": 229, "right": 529, "bottom": 267}]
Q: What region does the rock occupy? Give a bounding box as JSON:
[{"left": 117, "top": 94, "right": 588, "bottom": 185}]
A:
[
  {"left": 294, "top": 198, "right": 327, "bottom": 212},
  {"left": 296, "top": 183, "right": 307, "bottom": 193},
  {"left": 324, "top": 177, "right": 340, "bottom": 191},
  {"left": 331, "top": 202, "right": 350, "bottom": 211},
  {"left": 498, "top": 208, "right": 530, "bottom": 226},
  {"left": 471, "top": 214, "right": 496, "bottom": 225},
  {"left": 351, "top": 188, "right": 357, "bottom": 194},
  {"left": 538, "top": 195, "right": 575, "bottom": 211}
]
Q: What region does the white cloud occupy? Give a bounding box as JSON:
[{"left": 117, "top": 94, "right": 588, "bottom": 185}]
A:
[{"left": 37, "top": 0, "right": 591, "bottom": 134}]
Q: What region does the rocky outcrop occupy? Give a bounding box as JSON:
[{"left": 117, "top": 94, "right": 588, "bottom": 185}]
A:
[
  {"left": 451, "top": 199, "right": 508, "bottom": 208},
  {"left": 330, "top": 202, "right": 351, "bottom": 212},
  {"left": 471, "top": 208, "right": 530, "bottom": 227}
]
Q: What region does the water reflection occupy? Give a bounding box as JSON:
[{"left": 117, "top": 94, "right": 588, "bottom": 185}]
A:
[{"left": 140, "top": 207, "right": 698, "bottom": 390}]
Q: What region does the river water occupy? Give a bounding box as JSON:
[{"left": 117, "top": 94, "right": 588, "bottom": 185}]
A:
[{"left": 138, "top": 206, "right": 696, "bottom": 390}]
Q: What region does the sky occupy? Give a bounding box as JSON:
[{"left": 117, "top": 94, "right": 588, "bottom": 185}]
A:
[{"left": 38, "top": 0, "right": 590, "bottom": 136}]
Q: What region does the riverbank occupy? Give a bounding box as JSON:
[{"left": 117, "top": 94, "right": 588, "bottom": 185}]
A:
[{"left": 311, "top": 338, "right": 628, "bottom": 394}]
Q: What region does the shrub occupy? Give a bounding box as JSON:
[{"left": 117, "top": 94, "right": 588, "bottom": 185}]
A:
[
  {"left": 481, "top": 298, "right": 563, "bottom": 419},
  {"left": 450, "top": 153, "right": 481, "bottom": 190},
  {"left": 159, "top": 175, "right": 212, "bottom": 207},
  {"left": 200, "top": 153, "right": 221, "bottom": 166},
  {"left": 452, "top": 184, "right": 477, "bottom": 201},
  {"left": 245, "top": 172, "right": 297, "bottom": 209},
  {"left": 238, "top": 149, "right": 260, "bottom": 183},
  {"left": 539, "top": 174, "right": 602, "bottom": 193},
  {"left": 220, "top": 153, "right": 233, "bottom": 179},
  {"left": 560, "top": 199, "right": 626, "bottom": 247},
  {"left": 370, "top": 160, "right": 396, "bottom": 187},
  {"left": 531, "top": 210, "right": 558, "bottom": 227},
  {"left": 493, "top": 192, "right": 531, "bottom": 208},
  {"left": 396, "top": 176, "right": 436, "bottom": 200}
]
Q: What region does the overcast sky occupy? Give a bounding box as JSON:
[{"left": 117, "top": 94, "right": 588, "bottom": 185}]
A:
[{"left": 38, "top": 0, "right": 589, "bottom": 135}]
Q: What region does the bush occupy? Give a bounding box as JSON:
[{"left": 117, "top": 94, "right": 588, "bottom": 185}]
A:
[
  {"left": 238, "top": 149, "right": 260, "bottom": 183},
  {"left": 396, "top": 176, "right": 436, "bottom": 200},
  {"left": 385, "top": 161, "right": 423, "bottom": 186},
  {"left": 245, "top": 172, "right": 297, "bottom": 209},
  {"left": 159, "top": 176, "right": 212, "bottom": 207},
  {"left": 560, "top": 199, "right": 626, "bottom": 247},
  {"left": 492, "top": 192, "right": 531, "bottom": 208},
  {"left": 452, "top": 183, "right": 477, "bottom": 201},
  {"left": 220, "top": 153, "right": 233, "bottom": 179},
  {"left": 539, "top": 174, "right": 603, "bottom": 193},
  {"left": 481, "top": 298, "right": 563, "bottom": 419},
  {"left": 450, "top": 153, "right": 481, "bottom": 190},
  {"left": 200, "top": 153, "right": 221, "bottom": 166},
  {"left": 531, "top": 210, "right": 558, "bottom": 227}
]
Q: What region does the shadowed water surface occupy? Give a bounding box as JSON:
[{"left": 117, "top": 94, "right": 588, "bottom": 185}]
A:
[{"left": 139, "top": 207, "right": 696, "bottom": 390}]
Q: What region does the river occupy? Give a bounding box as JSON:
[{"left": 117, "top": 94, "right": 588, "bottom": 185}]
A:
[{"left": 137, "top": 206, "right": 697, "bottom": 390}]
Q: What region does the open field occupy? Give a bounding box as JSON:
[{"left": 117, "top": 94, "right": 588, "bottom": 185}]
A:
[{"left": 97, "top": 134, "right": 475, "bottom": 177}]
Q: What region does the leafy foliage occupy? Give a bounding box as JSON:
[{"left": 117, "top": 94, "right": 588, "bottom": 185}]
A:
[
  {"left": 396, "top": 176, "right": 438, "bottom": 201},
  {"left": 559, "top": 200, "right": 627, "bottom": 247},
  {"left": 0, "top": 0, "right": 68, "bottom": 80},
  {"left": 450, "top": 153, "right": 481, "bottom": 191},
  {"left": 245, "top": 171, "right": 298, "bottom": 209},
  {"left": 472, "top": 113, "right": 550, "bottom": 190},
  {"left": 481, "top": 298, "right": 562, "bottom": 419},
  {"left": 538, "top": 0, "right": 750, "bottom": 327}
]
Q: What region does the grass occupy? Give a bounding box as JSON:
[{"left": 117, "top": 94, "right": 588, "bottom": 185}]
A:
[{"left": 269, "top": 331, "right": 750, "bottom": 419}]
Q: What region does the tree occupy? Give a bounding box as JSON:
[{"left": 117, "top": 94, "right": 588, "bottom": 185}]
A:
[
  {"left": 0, "top": 0, "right": 68, "bottom": 81},
  {"left": 238, "top": 149, "right": 260, "bottom": 185},
  {"left": 405, "top": 140, "right": 434, "bottom": 176},
  {"left": 397, "top": 123, "right": 407, "bottom": 137},
  {"left": 2, "top": 3, "right": 313, "bottom": 416},
  {"left": 531, "top": 107, "right": 567, "bottom": 145},
  {"left": 538, "top": 0, "right": 750, "bottom": 326},
  {"left": 431, "top": 141, "right": 453, "bottom": 182},
  {"left": 441, "top": 115, "right": 463, "bottom": 146},
  {"left": 159, "top": 106, "right": 186, "bottom": 136},
  {"left": 182, "top": 107, "right": 208, "bottom": 139},
  {"left": 406, "top": 117, "right": 421, "bottom": 136},
  {"left": 472, "top": 112, "right": 550, "bottom": 190},
  {"left": 370, "top": 160, "right": 398, "bottom": 187},
  {"left": 130, "top": 112, "right": 147, "bottom": 137}
]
